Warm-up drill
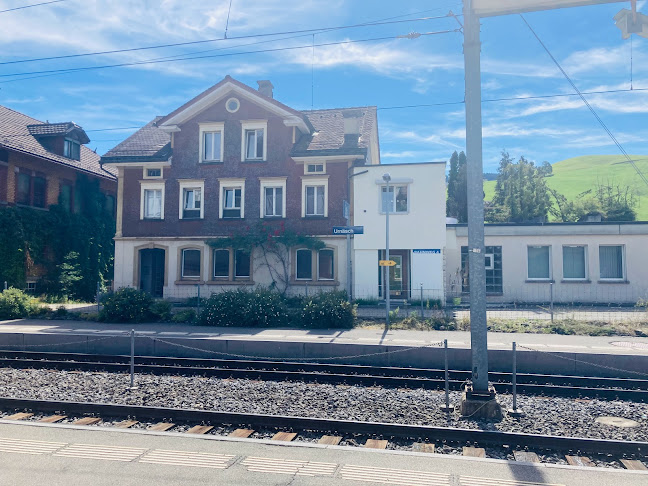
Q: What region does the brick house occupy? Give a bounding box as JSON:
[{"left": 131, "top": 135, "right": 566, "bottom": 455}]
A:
[
  {"left": 102, "top": 76, "right": 379, "bottom": 298},
  {"left": 0, "top": 105, "right": 117, "bottom": 289}
]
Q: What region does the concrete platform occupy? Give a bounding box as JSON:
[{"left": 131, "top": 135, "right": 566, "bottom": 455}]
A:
[
  {"left": 0, "top": 420, "right": 645, "bottom": 486},
  {"left": 0, "top": 319, "right": 647, "bottom": 377}
]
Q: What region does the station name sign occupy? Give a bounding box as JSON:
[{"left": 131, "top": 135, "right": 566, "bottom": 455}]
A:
[
  {"left": 332, "top": 226, "right": 364, "bottom": 235},
  {"left": 413, "top": 249, "right": 441, "bottom": 254}
]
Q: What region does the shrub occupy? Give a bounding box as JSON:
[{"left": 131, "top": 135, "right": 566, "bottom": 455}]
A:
[
  {"left": 0, "top": 288, "right": 40, "bottom": 320},
  {"left": 52, "top": 306, "right": 68, "bottom": 320},
  {"left": 151, "top": 299, "right": 173, "bottom": 322},
  {"left": 300, "top": 290, "right": 356, "bottom": 329},
  {"left": 172, "top": 309, "right": 197, "bottom": 324},
  {"left": 354, "top": 297, "right": 380, "bottom": 306},
  {"left": 99, "top": 287, "right": 154, "bottom": 323},
  {"left": 199, "top": 288, "right": 289, "bottom": 327}
]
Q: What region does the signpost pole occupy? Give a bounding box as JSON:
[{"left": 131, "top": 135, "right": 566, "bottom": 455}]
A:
[{"left": 383, "top": 174, "right": 391, "bottom": 328}]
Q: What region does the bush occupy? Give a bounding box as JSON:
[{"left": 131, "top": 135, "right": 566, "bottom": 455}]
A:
[
  {"left": 52, "top": 306, "right": 68, "bottom": 320},
  {"left": 300, "top": 290, "right": 356, "bottom": 329},
  {"left": 172, "top": 309, "right": 197, "bottom": 324},
  {"left": 0, "top": 288, "right": 40, "bottom": 320},
  {"left": 151, "top": 300, "right": 173, "bottom": 322},
  {"left": 199, "top": 288, "right": 289, "bottom": 327},
  {"left": 99, "top": 287, "right": 154, "bottom": 323},
  {"left": 354, "top": 297, "right": 380, "bottom": 306}
]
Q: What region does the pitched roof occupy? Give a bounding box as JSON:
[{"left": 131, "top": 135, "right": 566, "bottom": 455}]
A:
[
  {"left": 27, "top": 122, "right": 90, "bottom": 144},
  {"left": 0, "top": 105, "right": 115, "bottom": 179},
  {"left": 101, "top": 117, "right": 171, "bottom": 162},
  {"left": 292, "top": 106, "right": 377, "bottom": 157}
]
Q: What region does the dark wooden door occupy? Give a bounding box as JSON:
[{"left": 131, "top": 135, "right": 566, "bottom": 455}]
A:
[{"left": 140, "top": 248, "right": 164, "bottom": 298}]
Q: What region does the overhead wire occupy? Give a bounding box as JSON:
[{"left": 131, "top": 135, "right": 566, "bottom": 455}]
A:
[
  {"left": 0, "top": 0, "right": 66, "bottom": 14},
  {"left": 519, "top": 14, "right": 648, "bottom": 188}
]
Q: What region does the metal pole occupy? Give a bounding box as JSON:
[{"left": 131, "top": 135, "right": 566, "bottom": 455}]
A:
[
  {"left": 464, "top": 0, "right": 489, "bottom": 393},
  {"left": 512, "top": 341, "right": 517, "bottom": 412},
  {"left": 130, "top": 329, "right": 135, "bottom": 389},
  {"left": 444, "top": 339, "right": 450, "bottom": 410},
  {"left": 347, "top": 232, "right": 352, "bottom": 299},
  {"left": 550, "top": 282, "right": 554, "bottom": 324},
  {"left": 196, "top": 284, "right": 201, "bottom": 315},
  {"left": 420, "top": 283, "right": 424, "bottom": 319},
  {"left": 385, "top": 179, "right": 391, "bottom": 328}
]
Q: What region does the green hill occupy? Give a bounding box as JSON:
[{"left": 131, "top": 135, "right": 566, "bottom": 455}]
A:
[{"left": 483, "top": 155, "right": 648, "bottom": 221}]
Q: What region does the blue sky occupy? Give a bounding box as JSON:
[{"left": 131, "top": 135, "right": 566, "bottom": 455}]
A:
[{"left": 0, "top": 0, "right": 646, "bottom": 171}]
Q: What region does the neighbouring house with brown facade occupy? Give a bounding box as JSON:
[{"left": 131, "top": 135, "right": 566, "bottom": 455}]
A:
[
  {"left": 0, "top": 105, "right": 117, "bottom": 290},
  {"left": 102, "top": 76, "right": 380, "bottom": 298}
]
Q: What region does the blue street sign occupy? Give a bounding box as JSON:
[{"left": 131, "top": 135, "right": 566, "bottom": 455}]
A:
[
  {"left": 413, "top": 249, "right": 441, "bottom": 254},
  {"left": 333, "top": 226, "right": 364, "bottom": 235}
]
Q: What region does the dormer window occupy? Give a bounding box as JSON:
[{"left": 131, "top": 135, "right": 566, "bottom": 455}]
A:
[
  {"left": 241, "top": 121, "right": 267, "bottom": 161},
  {"left": 305, "top": 163, "right": 325, "bottom": 174},
  {"left": 63, "top": 139, "right": 80, "bottom": 160}
]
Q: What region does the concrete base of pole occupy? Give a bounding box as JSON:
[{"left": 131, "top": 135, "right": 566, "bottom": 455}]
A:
[
  {"left": 459, "top": 384, "right": 503, "bottom": 420},
  {"left": 507, "top": 408, "right": 524, "bottom": 417},
  {"left": 440, "top": 405, "right": 455, "bottom": 413}
]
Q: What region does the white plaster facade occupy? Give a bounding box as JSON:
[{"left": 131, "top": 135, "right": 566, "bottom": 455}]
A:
[
  {"left": 446, "top": 222, "right": 648, "bottom": 304},
  {"left": 351, "top": 162, "right": 446, "bottom": 301}
]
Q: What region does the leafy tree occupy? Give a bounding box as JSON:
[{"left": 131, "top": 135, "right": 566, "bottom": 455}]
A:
[
  {"left": 58, "top": 251, "right": 83, "bottom": 300},
  {"left": 491, "top": 151, "right": 550, "bottom": 223},
  {"left": 538, "top": 161, "right": 553, "bottom": 177},
  {"left": 446, "top": 150, "right": 468, "bottom": 222},
  {"left": 549, "top": 182, "right": 637, "bottom": 222}
]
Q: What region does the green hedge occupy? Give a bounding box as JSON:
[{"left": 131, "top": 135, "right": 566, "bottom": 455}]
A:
[
  {"left": 300, "top": 290, "right": 356, "bottom": 329},
  {"left": 199, "top": 288, "right": 289, "bottom": 327},
  {"left": 0, "top": 288, "right": 40, "bottom": 320},
  {"left": 100, "top": 288, "right": 154, "bottom": 323}
]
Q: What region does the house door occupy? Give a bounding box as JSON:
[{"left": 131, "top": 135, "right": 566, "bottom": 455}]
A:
[
  {"left": 140, "top": 248, "right": 165, "bottom": 298},
  {"left": 378, "top": 250, "right": 410, "bottom": 300},
  {"left": 389, "top": 255, "right": 403, "bottom": 299}
]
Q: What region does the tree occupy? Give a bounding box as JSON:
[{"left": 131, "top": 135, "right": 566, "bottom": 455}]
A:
[
  {"left": 446, "top": 150, "right": 468, "bottom": 222},
  {"left": 58, "top": 251, "right": 83, "bottom": 301},
  {"left": 491, "top": 151, "right": 550, "bottom": 223},
  {"left": 549, "top": 182, "right": 637, "bottom": 222},
  {"left": 538, "top": 161, "right": 553, "bottom": 177}
]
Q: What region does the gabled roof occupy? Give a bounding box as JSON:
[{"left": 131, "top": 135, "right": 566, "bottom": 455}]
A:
[
  {"left": 0, "top": 105, "right": 115, "bottom": 179},
  {"left": 293, "top": 106, "right": 377, "bottom": 158},
  {"left": 157, "top": 75, "right": 311, "bottom": 133},
  {"left": 27, "top": 121, "right": 90, "bottom": 144},
  {"left": 102, "top": 117, "right": 171, "bottom": 163}
]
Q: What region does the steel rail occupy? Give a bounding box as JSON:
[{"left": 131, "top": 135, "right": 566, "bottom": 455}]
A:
[
  {"left": 0, "top": 353, "right": 647, "bottom": 401},
  {"left": 0, "top": 396, "right": 646, "bottom": 454}
]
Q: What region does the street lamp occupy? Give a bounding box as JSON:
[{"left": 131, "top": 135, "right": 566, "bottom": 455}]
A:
[{"left": 383, "top": 173, "right": 391, "bottom": 327}]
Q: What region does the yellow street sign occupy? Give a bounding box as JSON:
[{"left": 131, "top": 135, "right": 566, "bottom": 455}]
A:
[{"left": 379, "top": 260, "right": 397, "bottom": 267}]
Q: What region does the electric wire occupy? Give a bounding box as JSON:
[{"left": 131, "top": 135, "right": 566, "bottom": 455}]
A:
[
  {"left": 0, "top": 0, "right": 66, "bottom": 14},
  {"left": 520, "top": 14, "right": 648, "bottom": 188}
]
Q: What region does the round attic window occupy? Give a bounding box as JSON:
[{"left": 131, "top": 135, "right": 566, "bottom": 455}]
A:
[{"left": 226, "top": 97, "right": 240, "bottom": 113}]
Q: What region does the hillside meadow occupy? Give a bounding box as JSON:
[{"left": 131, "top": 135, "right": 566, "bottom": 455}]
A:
[{"left": 483, "top": 155, "right": 648, "bottom": 221}]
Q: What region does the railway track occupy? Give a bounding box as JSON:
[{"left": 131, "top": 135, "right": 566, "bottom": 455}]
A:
[
  {"left": 0, "top": 396, "right": 646, "bottom": 471},
  {"left": 0, "top": 350, "right": 647, "bottom": 401}
]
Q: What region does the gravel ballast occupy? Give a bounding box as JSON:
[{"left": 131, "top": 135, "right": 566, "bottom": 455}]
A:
[{"left": 0, "top": 367, "right": 647, "bottom": 442}]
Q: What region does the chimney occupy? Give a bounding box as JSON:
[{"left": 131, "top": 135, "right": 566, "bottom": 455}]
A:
[
  {"left": 342, "top": 109, "right": 363, "bottom": 146},
  {"left": 257, "top": 80, "right": 274, "bottom": 99}
]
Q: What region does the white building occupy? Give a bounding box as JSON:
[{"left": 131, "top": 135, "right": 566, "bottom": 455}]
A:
[{"left": 352, "top": 162, "right": 447, "bottom": 302}]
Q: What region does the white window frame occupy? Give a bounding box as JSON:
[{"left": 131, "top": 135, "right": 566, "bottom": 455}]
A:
[
  {"left": 212, "top": 248, "right": 231, "bottom": 279},
  {"left": 143, "top": 167, "right": 163, "bottom": 179},
  {"left": 380, "top": 184, "right": 409, "bottom": 214},
  {"left": 181, "top": 248, "right": 202, "bottom": 279},
  {"left": 199, "top": 122, "right": 224, "bottom": 163},
  {"left": 140, "top": 181, "right": 165, "bottom": 220},
  {"left": 304, "top": 162, "right": 326, "bottom": 174},
  {"left": 599, "top": 245, "right": 626, "bottom": 281},
  {"left": 218, "top": 178, "right": 245, "bottom": 219},
  {"left": 178, "top": 179, "right": 205, "bottom": 220},
  {"left": 317, "top": 248, "right": 335, "bottom": 281},
  {"left": 527, "top": 245, "right": 552, "bottom": 281},
  {"left": 301, "top": 176, "right": 329, "bottom": 218},
  {"left": 63, "top": 138, "right": 80, "bottom": 160},
  {"left": 562, "top": 245, "right": 588, "bottom": 281},
  {"left": 259, "top": 177, "right": 287, "bottom": 218},
  {"left": 295, "top": 248, "right": 313, "bottom": 280},
  {"left": 484, "top": 253, "right": 494, "bottom": 270},
  {"left": 241, "top": 120, "right": 267, "bottom": 161}
]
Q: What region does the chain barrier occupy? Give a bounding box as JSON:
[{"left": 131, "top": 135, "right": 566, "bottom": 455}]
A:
[
  {"left": 517, "top": 343, "right": 648, "bottom": 379},
  {"left": 147, "top": 336, "right": 444, "bottom": 362}
]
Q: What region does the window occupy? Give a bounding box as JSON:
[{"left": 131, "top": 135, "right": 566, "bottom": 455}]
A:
[
  {"left": 63, "top": 139, "right": 80, "bottom": 160},
  {"left": 199, "top": 122, "right": 224, "bottom": 163},
  {"left": 381, "top": 185, "right": 408, "bottom": 213},
  {"left": 264, "top": 187, "right": 283, "bottom": 217},
  {"left": 181, "top": 249, "right": 201, "bottom": 279},
  {"left": 223, "top": 188, "right": 242, "bottom": 218},
  {"left": 235, "top": 249, "right": 251, "bottom": 278},
  {"left": 213, "top": 249, "right": 230, "bottom": 278},
  {"left": 182, "top": 188, "right": 201, "bottom": 219},
  {"left": 146, "top": 168, "right": 161, "bottom": 178},
  {"left": 59, "top": 183, "right": 72, "bottom": 211},
  {"left": 26, "top": 282, "right": 36, "bottom": 293},
  {"left": 461, "top": 246, "right": 503, "bottom": 294},
  {"left": 16, "top": 172, "right": 30, "bottom": 205},
  {"left": 318, "top": 249, "right": 334, "bottom": 280},
  {"left": 241, "top": 121, "right": 267, "bottom": 161},
  {"left": 226, "top": 97, "right": 240, "bottom": 113},
  {"left": 563, "top": 245, "right": 587, "bottom": 280},
  {"left": 528, "top": 246, "right": 551, "bottom": 280},
  {"left": 218, "top": 178, "right": 245, "bottom": 219},
  {"left": 296, "top": 249, "right": 313, "bottom": 280},
  {"left": 32, "top": 176, "right": 46, "bottom": 208},
  {"left": 140, "top": 182, "right": 165, "bottom": 220},
  {"left": 306, "top": 163, "right": 324, "bottom": 174},
  {"left": 484, "top": 253, "right": 494, "bottom": 270},
  {"left": 600, "top": 245, "right": 624, "bottom": 280},
  {"left": 305, "top": 185, "right": 325, "bottom": 216}
]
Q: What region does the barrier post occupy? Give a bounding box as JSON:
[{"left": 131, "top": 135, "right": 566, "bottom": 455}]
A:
[
  {"left": 420, "top": 283, "right": 424, "bottom": 319},
  {"left": 130, "top": 329, "right": 136, "bottom": 389},
  {"left": 508, "top": 341, "right": 523, "bottom": 416},
  {"left": 441, "top": 339, "right": 454, "bottom": 412},
  {"left": 550, "top": 282, "right": 554, "bottom": 324}
]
